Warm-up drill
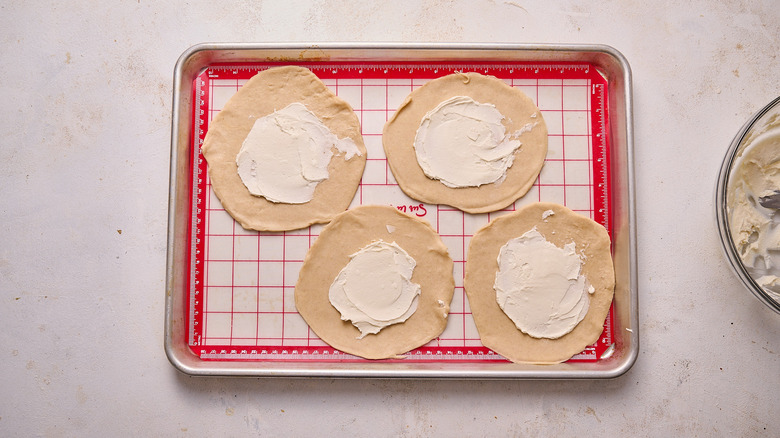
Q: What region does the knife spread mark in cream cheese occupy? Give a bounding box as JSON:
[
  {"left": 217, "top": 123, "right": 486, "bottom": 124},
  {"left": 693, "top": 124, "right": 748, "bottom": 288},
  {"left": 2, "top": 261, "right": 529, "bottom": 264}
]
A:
[
  {"left": 236, "top": 102, "right": 361, "bottom": 204},
  {"left": 728, "top": 127, "right": 780, "bottom": 300},
  {"left": 413, "top": 96, "right": 537, "bottom": 188},
  {"left": 494, "top": 227, "right": 594, "bottom": 339},
  {"left": 328, "top": 240, "right": 421, "bottom": 338}
]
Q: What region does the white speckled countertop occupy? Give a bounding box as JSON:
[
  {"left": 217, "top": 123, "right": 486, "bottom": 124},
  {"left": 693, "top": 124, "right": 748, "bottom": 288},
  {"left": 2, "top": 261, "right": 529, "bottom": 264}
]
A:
[{"left": 1, "top": 1, "right": 778, "bottom": 436}]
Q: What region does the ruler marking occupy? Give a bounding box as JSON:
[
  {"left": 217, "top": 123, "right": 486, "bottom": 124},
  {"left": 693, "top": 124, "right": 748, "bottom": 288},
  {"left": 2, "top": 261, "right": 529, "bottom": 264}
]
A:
[
  {"left": 589, "top": 81, "right": 614, "bottom": 353},
  {"left": 592, "top": 82, "right": 610, "bottom": 233},
  {"left": 204, "top": 62, "right": 593, "bottom": 79}
]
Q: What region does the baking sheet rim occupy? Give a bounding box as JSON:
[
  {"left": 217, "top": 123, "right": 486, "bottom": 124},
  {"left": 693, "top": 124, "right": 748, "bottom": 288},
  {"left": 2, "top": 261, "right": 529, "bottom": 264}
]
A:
[{"left": 164, "top": 42, "right": 638, "bottom": 379}]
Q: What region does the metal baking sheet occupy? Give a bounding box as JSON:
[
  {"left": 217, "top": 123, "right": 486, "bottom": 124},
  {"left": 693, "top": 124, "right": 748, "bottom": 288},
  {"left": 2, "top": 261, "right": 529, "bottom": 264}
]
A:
[{"left": 165, "top": 43, "right": 637, "bottom": 378}]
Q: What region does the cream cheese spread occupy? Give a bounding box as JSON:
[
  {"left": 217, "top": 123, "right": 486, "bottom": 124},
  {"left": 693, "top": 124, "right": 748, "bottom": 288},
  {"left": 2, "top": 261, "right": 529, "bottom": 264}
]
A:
[
  {"left": 728, "top": 127, "right": 780, "bottom": 300},
  {"left": 236, "top": 102, "right": 361, "bottom": 204},
  {"left": 413, "top": 96, "right": 535, "bottom": 188},
  {"left": 494, "top": 227, "right": 594, "bottom": 339},
  {"left": 328, "top": 240, "right": 421, "bottom": 338}
]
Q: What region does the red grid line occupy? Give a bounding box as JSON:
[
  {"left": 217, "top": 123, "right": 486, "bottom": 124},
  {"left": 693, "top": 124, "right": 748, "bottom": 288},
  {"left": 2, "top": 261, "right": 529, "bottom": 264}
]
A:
[
  {"left": 561, "top": 80, "right": 567, "bottom": 206},
  {"left": 280, "top": 230, "right": 286, "bottom": 345},
  {"left": 256, "top": 230, "right": 260, "bottom": 343}
]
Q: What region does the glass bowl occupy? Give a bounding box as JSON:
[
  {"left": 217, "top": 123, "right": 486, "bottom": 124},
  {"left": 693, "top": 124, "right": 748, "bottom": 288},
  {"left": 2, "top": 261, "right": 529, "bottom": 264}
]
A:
[{"left": 716, "top": 95, "right": 780, "bottom": 314}]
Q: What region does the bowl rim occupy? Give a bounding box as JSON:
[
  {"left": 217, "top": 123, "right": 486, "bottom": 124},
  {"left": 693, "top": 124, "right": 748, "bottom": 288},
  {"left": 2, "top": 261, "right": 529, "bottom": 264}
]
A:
[{"left": 715, "top": 95, "right": 780, "bottom": 315}]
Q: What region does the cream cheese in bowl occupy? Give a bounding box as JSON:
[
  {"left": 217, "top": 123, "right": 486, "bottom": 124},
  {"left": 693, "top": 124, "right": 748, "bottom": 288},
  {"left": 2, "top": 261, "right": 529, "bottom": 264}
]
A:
[{"left": 717, "top": 96, "right": 780, "bottom": 313}]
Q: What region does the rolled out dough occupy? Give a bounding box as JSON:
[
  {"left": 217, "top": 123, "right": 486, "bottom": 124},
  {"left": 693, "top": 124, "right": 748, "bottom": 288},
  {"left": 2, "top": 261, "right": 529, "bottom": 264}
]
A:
[
  {"left": 201, "top": 66, "right": 367, "bottom": 232},
  {"left": 382, "top": 72, "right": 548, "bottom": 214},
  {"left": 294, "top": 205, "right": 454, "bottom": 360},
  {"left": 464, "top": 202, "right": 615, "bottom": 364}
]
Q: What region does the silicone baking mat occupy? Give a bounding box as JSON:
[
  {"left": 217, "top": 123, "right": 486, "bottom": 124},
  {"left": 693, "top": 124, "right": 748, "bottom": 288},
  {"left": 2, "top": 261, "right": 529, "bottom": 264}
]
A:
[{"left": 186, "top": 61, "right": 614, "bottom": 362}]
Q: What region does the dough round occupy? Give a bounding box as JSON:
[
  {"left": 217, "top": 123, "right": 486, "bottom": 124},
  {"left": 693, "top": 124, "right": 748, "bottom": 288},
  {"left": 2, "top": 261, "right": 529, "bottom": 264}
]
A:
[
  {"left": 201, "top": 66, "right": 367, "bottom": 231},
  {"left": 295, "top": 205, "right": 454, "bottom": 360},
  {"left": 382, "top": 72, "right": 547, "bottom": 214},
  {"left": 464, "top": 202, "right": 615, "bottom": 364}
]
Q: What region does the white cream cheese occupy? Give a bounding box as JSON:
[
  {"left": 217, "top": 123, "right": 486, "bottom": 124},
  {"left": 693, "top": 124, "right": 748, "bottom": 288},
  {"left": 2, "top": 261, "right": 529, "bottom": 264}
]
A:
[
  {"left": 728, "top": 128, "right": 780, "bottom": 300},
  {"left": 236, "top": 102, "right": 361, "bottom": 204},
  {"left": 494, "top": 227, "right": 593, "bottom": 339},
  {"left": 413, "top": 96, "right": 535, "bottom": 188},
  {"left": 328, "top": 240, "right": 421, "bottom": 338}
]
